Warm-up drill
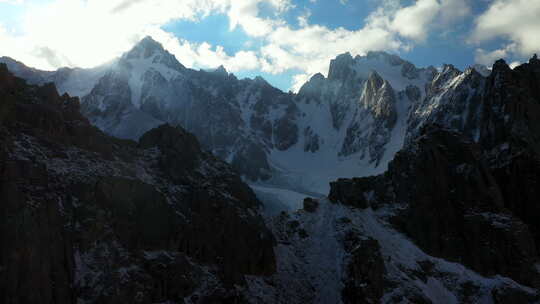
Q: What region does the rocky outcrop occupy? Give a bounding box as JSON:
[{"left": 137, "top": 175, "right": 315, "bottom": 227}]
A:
[
  {"left": 342, "top": 238, "right": 386, "bottom": 304},
  {"left": 410, "top": 56, "right": 540, "bottom": 255},
  {"left": 331, "top": 124, "right": 540, "bottom": 288},
  {"left": 479, "top": 57, "right": 540, "bottom": 256},
  {"left": 407, "top": 64, "right": 485, "bottom": 144},
  {"left": 302, "top": 197, "right": 319, "bottom": 212},
  {"left": 139, "top": 124, "right": 202, "bottom": 179},
  {"left": 340, "top": 71, "right": 398, "bottom": 163},
  {"left": 394, "top": 126, "right": 538, "bottom": 287},
  {"left": 328, "top": 52, "right": 358, "bottom": 84},
  {"left": 329, "top": 176, "right": 387, "bottom": 209},
  {"left": 361, "top": 72, "right": 397, "bottom": 128},
  {"left": 0, "top": 64, "right": 275, "bottom": 303},
  {"left": 491, "top": 284, "right": 540, "bottom": 304},
  {"left": 326, "top": 55, "right": 540, "bottom": 302},
  {"left": 231, "top": 142, "right": 272, "bottom": 181},
  {"left": 81, "top": 69, "right": 163, "bottom": 140}
]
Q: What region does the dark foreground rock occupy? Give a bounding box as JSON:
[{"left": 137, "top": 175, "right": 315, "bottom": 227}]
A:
[
  {"left": 330, "top": 56, "right": 540, "bottom": 291},
  {"left": 0, "top": 64, "right": 275, "bottom": 303},
  {"left": 331, "top": 124, "right": 540, "bottom": 288},
  {"left": 303, "top": 197, "right": 319, "bottom": 212},
  {"left": 342, "top": 238, "right": 386, "bottom": 304}
]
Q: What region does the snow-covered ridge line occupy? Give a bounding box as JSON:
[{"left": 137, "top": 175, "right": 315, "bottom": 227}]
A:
[{"left": 0, "top": 37, "right": 495, "bottom": 195}]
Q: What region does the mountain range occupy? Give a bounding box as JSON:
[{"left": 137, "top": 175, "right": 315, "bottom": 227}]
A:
[
  {"left": 0, "top": 37, "right": 492, "bottom": 194},
  {"left": 1, "top": 37, "right": 539, "bottom": 303}
]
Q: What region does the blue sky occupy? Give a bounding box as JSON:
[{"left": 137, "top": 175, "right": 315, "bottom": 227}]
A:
[{"left": 0, "top": 0, "right": 539, "bottom": 91}]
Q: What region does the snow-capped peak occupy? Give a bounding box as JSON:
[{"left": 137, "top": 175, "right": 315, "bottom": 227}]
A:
[
  {"left": 327, "top": 52, "right": 355, "bottom": 81},
  {"left": 213, "top": 65, "right": 228, "bottom": 76},
  {"left": 124, "top": 36, "right": 166, "bottom": 60},
  {"left": 122, "top": 36, "right": 185, "bottom": 73},
  {"left": 325, "top": 51, "right": 435, "bottom": 93}
]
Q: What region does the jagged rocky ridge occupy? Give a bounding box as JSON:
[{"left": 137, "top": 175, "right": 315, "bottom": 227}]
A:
[
  {"left": 329, "top": 56, "right": 540, "bottom": 302},
  {"left": 1, "top": 37, "right": 440, "bottom": 193},
  {"left": 0, "top": 64, "right": 275, "bottom": 303}
]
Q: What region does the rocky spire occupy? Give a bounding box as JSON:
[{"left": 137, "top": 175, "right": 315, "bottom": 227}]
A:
[
  {"left": 530, "top": 53, "right": 539, "bottom": 65},
  {"left": 492, "top": 58, "right": 511, "bottom": 73},
  {"left": 213, "top": 65, "right": 228, "bottom": 77},
  {"left": 297, "top": 72, "right": 326, "bottom": 101},
  {"left": 328, "top": 52, "right": 355, "bottom": 81},
  {"left": 123, "top": 36, "right": 186, "bottom": 71},
  {"left": 361, "top": 71, "right": 397, "bottom": 128},
  {"left": 124, "top": 36, "right": 167, "bottom": 60}
]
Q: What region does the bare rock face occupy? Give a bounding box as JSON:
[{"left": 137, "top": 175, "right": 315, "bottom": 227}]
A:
[
  {"left": 477, "top": 57, "right": 540, "bottom": 255},
  {"left": 328, "top": 52, "right": 357, "bottom": 83},
  {"left": 139, "top": 124, "right": 202, "bottom": 180},
  {"left": 302, "top": 197, "right": 319, "bottom": 212},
  {"left": 303, "top": 126, "right": 320, "bottom": 153},
  {"left": 231, "top": 142, "right": 272, "bottom": 181},
  {"left": 0, "top": 158, "right": 75, "bottom": 304},
  {"left": 331, "top": 124, "right": 540, "bottom": 288},
  {"left": 340, "top": 71, "right": 398, "bottom": 164},
  {"left": 407, "top": 65, "right": 485, "bottom": 145},
  {"left": 329, "top": 176, "right": 386, "bottom": 209},
  {"left": 491, "top": 284, "right": 540, "bottom": 304},
  {"left": 392, "top": 125, "right": 538, "bottom": 287},
  {"left": 342, "top": 238, "right": 386, "bottom": 304},
  {"left": 361, "top": 71, "right": 397, "bottom": 128},
  {"left": 0, "top": 64, "right": 276, "bottom": 303},
  {"left": 331, "top": 56, "right": 540, "bottom": 291},
  {"left": 81, "top": 69, "right": 163, "bottom": 140}
]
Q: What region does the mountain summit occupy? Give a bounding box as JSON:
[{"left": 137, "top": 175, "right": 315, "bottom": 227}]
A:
[{"left": 123, "top": 36, "right": 186, "bottom": 71}]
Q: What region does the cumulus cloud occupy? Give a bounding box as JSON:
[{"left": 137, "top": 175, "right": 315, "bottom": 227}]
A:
[
  {"left": 0, "top": 0, "right": 198, "bottom": 68},
  {"left": 261, "top": 22, "right": 406, "bottom": 91},
  {"left": 0, "top": 0, "right": 473, "bottom": 91},
  {"left": 509, "top": 61, "right": 521, "bottom": 69},
  {"left": 0, "top": 0, "right": 265, "bottom": 69},
  {"left": 474, "top": 43, "right": 517, "bottom": 66},
  {"left": 256, "top": 0, "right": 470, "bottom": 90},
  {"left": 471, "top": 0, "right": 540, "bottom": 63},
  {"left": 141, "top": 27, "right": 262, "bottom": 73},
  {"left": 389, "top": 0, "right": 441, "bottom": 41},
  {"left": 388, "top": 0, "right": 470, "bottom": 41},
  {"left": 227, "top": 0, "right": 291, "bottom": 37}
]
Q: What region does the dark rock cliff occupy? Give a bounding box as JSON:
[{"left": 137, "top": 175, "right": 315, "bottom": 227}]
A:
[
  {"left": 330, "top": 56, "right": 540, "bottom": 291},
  {"left": 0, "top": 63, "right": 275, "bottom": 303}
]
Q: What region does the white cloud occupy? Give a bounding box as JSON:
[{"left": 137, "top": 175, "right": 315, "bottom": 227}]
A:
[
  {"left": 228, "top": 1, "right": 278, "bottom": 37},
  {"left": 389, "top": 0, "right": 440, "bottom": 41},
  {"left": 0, "top": 0, "right": 218, "bottom": 69},
  {"left": 258, "top": 21, "right": 406, "bottom": 91},
  {"left": 143, "top": 28, "right": 261, "bottom": 72},
  {"left": 509, "top": 61, "right": 521, "bottom": 69},
  {"left": 388, "top": 0, "right": 470, "bottom": 41},
  {"left": 474, "top": 44, "right": 517, "bottom": 66},
  {"left": 253, "top": 0, "right": 470, "bottom": 91},
  {"left": 471, "top": 0, "right": 540, "bottom": 58},
  {"left": 0, "top": 0, "right": 473, "bottom": 91},
  {"left": 0, "top": 0, "right": 283, "bottom": 70}
]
